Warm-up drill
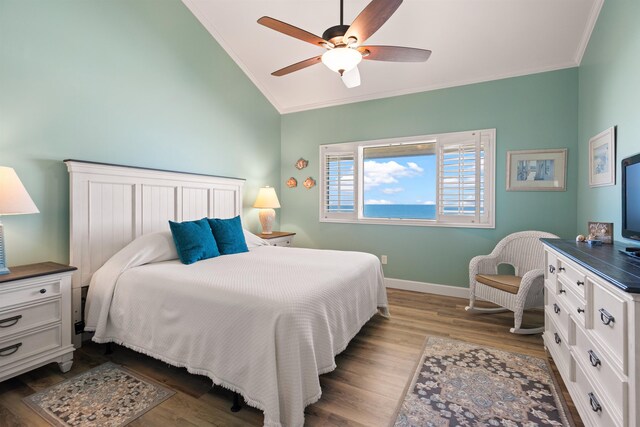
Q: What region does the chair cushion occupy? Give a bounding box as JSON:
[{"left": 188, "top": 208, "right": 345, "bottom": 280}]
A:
[{"left": 475, "top": 274, "right": 522, "bottom": 294}]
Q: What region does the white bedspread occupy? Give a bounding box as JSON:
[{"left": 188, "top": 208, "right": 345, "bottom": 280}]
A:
[{"left": 85, "top": 231, "right": 388, "bottom": 427}]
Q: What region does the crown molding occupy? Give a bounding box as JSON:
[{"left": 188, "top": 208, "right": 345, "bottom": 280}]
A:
[{"left": 574, "top": 0, "right": 604, "bottom": 65}]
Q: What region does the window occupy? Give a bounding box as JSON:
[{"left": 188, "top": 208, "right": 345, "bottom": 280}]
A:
[{"left": 320, "top": 129, "right": 495, "bottom": 228}]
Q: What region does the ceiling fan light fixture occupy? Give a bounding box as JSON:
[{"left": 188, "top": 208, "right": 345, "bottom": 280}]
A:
[{"left": 321, "top": 47, "right": 362, "bottom": 75}]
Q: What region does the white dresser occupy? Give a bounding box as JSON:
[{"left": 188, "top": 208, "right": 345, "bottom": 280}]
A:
[
  {"left": 542, "top": 240, "right": 640, "bottom": 427},
  {"left": 0, "top": 262, "right": 76, "bottom": 382}
]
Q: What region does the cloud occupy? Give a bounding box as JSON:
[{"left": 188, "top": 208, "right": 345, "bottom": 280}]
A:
[
  {"left": 364, "top": 160, "right": 424, "bottom": 189},
  {"left": 381, "top": 187, "right": 404, "bottom": 194},
  {"left": 407, "top": 162, "right": 424, "bottom": 173},
  {"left": 365, "top": 199, "right": 393, "bottom": 205},
  {"left": 423, "top": 200, "right": 435, "bottom": 205}
]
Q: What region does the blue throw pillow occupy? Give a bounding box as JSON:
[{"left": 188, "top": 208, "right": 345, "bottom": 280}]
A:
[
  {"left": 169, "top": 218, "right": 220, "bottom": 264},
  {"left": 207, "top": 216, "right": 249, "bottom": 255}
]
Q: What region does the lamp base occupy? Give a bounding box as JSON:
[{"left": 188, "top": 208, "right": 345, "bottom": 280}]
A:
[
  {"left": 258, "top": 208, "right": 276, "bottom": 234},
  {"left": 0, "top": 220, "right": 8, "bottom": 275}
]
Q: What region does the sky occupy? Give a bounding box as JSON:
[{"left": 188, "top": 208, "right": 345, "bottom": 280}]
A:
[{"left": 363, "top": 154, "right": 436, "bottom": 205}]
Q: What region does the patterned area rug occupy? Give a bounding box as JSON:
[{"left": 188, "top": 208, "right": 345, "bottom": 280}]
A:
[
  {"left": 23, "top": 362, "right": 174, "bottom": 426},
  {"left": 393, "top": 337, "right": 573, "bottom": 427}
]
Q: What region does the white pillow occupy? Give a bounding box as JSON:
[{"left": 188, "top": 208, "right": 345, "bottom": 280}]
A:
[{"left": 243, "top": 229, "right": 269, "bottom": 248}]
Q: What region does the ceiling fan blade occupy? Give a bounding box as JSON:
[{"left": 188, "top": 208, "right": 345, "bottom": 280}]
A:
[
  {"left": 341, "top": 66, "right": 361, "bottom": 88},
  {"left": 258, "top": 16, "right": 328, "bottom": 47},
  {"left": 359, "top": 45, "right": 431, "bottom": 62},
  {"left": 343, "top": 0, "right": 403, "bottom": 46},
  {"left": 271, "top": 55, "right": 323, "bottom": 76}
]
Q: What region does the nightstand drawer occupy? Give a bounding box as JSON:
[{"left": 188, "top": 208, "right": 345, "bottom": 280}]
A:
[
  {"left": 271, "top": 239, "right": 292, "bottom": 247},
  {"left": 0, "top": 279, "right": 61, "bottom": 309},
  {"left": 0, "top": 299, "right": 61, "bottom": 340},
  {"left": 0, "top": 324, "right": 62, "bottom": 367}
]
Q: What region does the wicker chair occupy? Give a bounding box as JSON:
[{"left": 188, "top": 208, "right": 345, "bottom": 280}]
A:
[{"left": 465, "top": 230, "right": 558, "bottom": 334}]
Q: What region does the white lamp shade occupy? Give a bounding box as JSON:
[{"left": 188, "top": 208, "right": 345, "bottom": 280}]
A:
[
  {"left": 253, "top": 186, "right": 281, "bottom": 209},
  {"left": 0, "top": 167, "right": 39, "bottom": 215},
  {"left": 321, "top": 47, "right": 362, "bottom": 74}
]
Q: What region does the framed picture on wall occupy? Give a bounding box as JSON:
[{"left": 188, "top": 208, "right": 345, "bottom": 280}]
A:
[
  {"left": 589, "top": 127, "right": 616, "bottom": 187},
  {"left": 506, "top": 149, "right": 567, "bottom": 191}
]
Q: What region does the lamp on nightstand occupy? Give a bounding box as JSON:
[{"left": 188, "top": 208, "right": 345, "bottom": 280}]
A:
[
  {"left": 253, "top": 186, "right": 280, "bottom": 235},
  {"left": 0, "top": 167, "right": 39, "bottom": 275}
]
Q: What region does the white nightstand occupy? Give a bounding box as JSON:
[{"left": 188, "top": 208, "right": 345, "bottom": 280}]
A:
[
  {"left": 0, "top": 262, "right": 76, "bottom": 382},
  {"left": 256, "top": 231, "right": 296, "bottom": 247}
]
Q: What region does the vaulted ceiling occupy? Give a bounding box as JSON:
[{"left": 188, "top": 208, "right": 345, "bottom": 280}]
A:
[{"left": 183, "top": 0, "right": 603, "bottom": 114}]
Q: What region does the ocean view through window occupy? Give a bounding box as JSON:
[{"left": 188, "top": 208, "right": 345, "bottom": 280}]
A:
[
  {"left": 320, "top": 129, "right": 495, "bottom": 228},
  {"left": 362, "top": 143, "right": 436, "bottom": 220}
]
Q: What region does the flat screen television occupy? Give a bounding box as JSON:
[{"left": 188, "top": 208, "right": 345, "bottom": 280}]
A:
[{"left": 622, "top": 152, "right": 640, "bottom": 242}]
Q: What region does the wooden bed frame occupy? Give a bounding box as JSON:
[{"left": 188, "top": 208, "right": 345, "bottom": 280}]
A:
[{"left": 65, "top": 160, "right": 245, "bottom": 347}]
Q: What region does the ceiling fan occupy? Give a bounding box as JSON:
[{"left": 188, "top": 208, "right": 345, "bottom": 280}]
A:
[{"left": 257, "top": 0, "right": 431, "bottom": 88}]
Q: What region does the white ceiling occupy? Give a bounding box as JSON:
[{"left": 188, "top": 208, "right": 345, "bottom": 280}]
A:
[{"left": 183, "top": 0, "right": 603, "bottom": 114}]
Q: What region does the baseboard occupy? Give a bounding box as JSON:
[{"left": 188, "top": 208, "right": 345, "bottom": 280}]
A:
[{"left": 385, "top": 278, "right": 469, "bottom": 299}]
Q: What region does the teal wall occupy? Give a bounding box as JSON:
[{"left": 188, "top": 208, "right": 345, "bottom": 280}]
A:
[
  {"left": 577, "top": 0, "right": 640, "bottom": 243},
  {"left": 281, "top": 69, "right": 579, "bottom": 287},
  {"left": 0, "top": 0, "right": 281, "bottom": 266}
]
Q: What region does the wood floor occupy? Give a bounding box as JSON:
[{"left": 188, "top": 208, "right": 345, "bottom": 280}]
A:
[{"left": 0, "top": 289, "right": 582, "bottom": 426}]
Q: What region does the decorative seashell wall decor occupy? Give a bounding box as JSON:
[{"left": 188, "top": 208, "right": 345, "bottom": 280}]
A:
[
  {"left": 303, "top": 177, "right": 316, "bottom": 189},
  {"left": 295, "top": 158, "right": 309, "bottom": 170},
  {"left": 286, "top": 177, "right": 297, "bottom": 188}
]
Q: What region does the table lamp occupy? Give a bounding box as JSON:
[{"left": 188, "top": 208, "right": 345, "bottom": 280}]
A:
[
  {"left": 253, "top": 186, "right": 280, "bottom": 234},
  {"left": 0, "top": 167, "right": 39, "bottom": 275}
]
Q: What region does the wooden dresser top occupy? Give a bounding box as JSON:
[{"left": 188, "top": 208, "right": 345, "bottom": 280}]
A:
[{"left": 0, "top": 262, "right": 77, "bottom": 284}]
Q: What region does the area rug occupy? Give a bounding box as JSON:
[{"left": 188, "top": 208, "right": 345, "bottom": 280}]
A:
[
  {"left": 23, "top": 362, "right": 174, "bottom": 427},
  {"left": 393, "top": 337, "right": 573, "bottom": 427}
]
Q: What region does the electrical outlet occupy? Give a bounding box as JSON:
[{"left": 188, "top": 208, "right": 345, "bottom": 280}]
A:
[{"left": 381, "top": 255, "right": 387, "bottom": 265}]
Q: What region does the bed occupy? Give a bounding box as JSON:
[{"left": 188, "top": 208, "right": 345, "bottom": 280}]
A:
[{"left": 66, "top": 160, "right": 389, "bottom": 427}]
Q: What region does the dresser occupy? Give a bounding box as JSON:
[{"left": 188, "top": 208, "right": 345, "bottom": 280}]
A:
[
  {"left": 542, "top": 239, "right": 640, "bottom": 427},
  {"left": 256, "top": 231, "right": 296, "bottom": 247},
  {"left": 0, "top": 262, "right": 76, "bottom": 382}
]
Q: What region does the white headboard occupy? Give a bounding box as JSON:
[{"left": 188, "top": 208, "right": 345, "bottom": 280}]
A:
[{"left": 66, "top": 160, "right": 245, "bottom": 289}]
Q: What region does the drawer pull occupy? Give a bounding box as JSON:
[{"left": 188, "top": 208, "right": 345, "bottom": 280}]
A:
[
  {"left": 588, "top": 392, "right": 602, "bottom": 413},
  {"left": 39, "top": 289, "right": 47, "bottom": 294},
  {"left": 0, "top": 315, "right": 22, "bottom": 328},
  {"left": 577, "top": 307, "right": 585, "bottom": 314},
  {"left": 553, "top": 303, "right": 561, "bottom": 314},
  {"left": 549, "top": 265, "right": 556, "bottom": 273},
  {"left": 558, "top": 267, "right": 566, "bottom": 272},
  {"left": 559, "top": 289, "right": 566, "bottom": 294},
  {"left": 576, "top": 280, "right": 584, "bottom": 286},
  {"left": 554, "top": 333, "right": 561, "bottom": 344},
  {"left": 588, "top": 350, "right": 601, "bottom": 367},
  {"left": 599, "top": 308, "right": 615, "bottom": 326},
  {"left": 0, "top": 342, "right": 22, "bottom": 357}
]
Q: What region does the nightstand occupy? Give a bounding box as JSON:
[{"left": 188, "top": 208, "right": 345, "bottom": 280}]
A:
[
  {"left": 0, "top": 262, "right": 76, "bottom": 382},
  {"left": 256, "top": 231, "right": 296, "bottom": 247}
]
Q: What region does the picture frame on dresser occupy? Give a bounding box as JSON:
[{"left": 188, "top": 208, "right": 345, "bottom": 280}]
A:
[
  {"left": 589, "top": 126, "right": 616, "bottom": 187},
  {"left": 506, "top": 149, "right": 567, "bottom": 191}
]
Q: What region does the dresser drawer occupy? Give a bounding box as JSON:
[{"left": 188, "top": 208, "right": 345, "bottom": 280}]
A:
[
  {"left": 0, "top": 299, "right": 61, "bottom": 340},
  {"left": 545, "top": 250, "right": 558, "bottom": 286},
  {"left": 544, "top": 313, "right": 570, "bottom": 374},
  {"left": 575, "top": 321, "right": 627, "bottom": 419},
  {"left": 590, "top": 280, "right": 627, "bottom": 373},
  {"left": 557, "top": 281, "right": 587, "bottom": 328},
  {"left": 557, "top": 259, "right": 586, "bottom": 298},
  {"left": 0, "top": 280, "right": 61, "bottom": 309},
  {"left": 546, "top": 289, "right": 570, "bottom": 340},
  {"left": 0, "top": 324, "right": 62, "bottom": 367},
  {"left": 574, "top": 360, "right": 622, "bottom": 427}
]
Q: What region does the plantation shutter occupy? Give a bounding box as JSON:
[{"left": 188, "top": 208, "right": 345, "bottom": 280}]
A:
[
  {"left": 437, "top": 131, "right": 487, "bottom": 224},
  {"left": 321, "top": 149, "right": 356, "bottom": 220}
]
